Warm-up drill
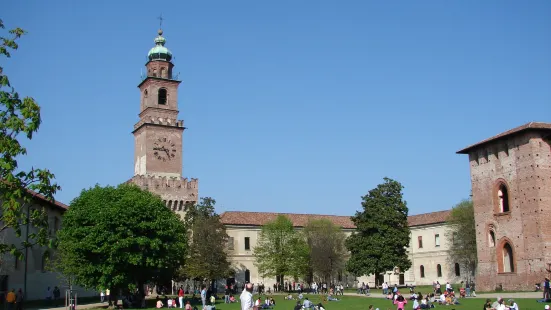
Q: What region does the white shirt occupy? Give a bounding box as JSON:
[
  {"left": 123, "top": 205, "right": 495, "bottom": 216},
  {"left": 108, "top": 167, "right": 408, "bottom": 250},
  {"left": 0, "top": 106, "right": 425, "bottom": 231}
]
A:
[
  {"left": 240, "top": 290, "right": 253, "bottom": 310},
  {"left": 495, "top": 303, "right": 506, "bottom": 310}
]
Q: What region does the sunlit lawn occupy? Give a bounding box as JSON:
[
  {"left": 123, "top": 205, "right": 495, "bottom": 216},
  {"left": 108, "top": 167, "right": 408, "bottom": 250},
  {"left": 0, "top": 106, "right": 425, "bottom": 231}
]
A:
[{"left": 110, "top": 294, "right": 550, "bottom": 310}]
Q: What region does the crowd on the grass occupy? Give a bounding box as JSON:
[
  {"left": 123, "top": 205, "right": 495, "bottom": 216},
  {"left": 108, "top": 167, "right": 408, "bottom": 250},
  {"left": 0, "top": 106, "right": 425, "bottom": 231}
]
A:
[{"left": 89, "top": 276, "right": 551, "bottom": 310}]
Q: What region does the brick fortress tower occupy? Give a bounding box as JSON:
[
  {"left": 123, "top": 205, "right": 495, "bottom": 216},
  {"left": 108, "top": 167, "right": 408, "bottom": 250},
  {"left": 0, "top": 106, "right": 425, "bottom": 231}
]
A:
[
  {"left": 128, "top": 28, "right": 198, "bottom": 217},
  {"left": 457, "top": 122, "right": 551, "bottom": 291}
]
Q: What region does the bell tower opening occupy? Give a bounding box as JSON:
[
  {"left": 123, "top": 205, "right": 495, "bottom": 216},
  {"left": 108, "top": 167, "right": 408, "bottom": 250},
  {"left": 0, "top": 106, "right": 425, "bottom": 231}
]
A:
[{"left": 158, "top": 88, "right": 167, "bottom": 105}]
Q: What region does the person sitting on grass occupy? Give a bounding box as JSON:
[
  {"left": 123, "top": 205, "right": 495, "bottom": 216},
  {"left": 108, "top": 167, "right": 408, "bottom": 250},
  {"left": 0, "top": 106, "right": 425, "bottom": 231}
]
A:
[
  {"left": 483, "top": 298, "right": 492, "bottom": 310},
  {"left": 294, "top": 301, "right": 302, "bottom": 310},
  {"left": 314, "top": 303, "right": 326, "bottom": 310},
  {"left": 185, "top": 301, "right": 192, "bottom": 310},
  {"left": 269, "top": 297, "right": 275, "bottom": 305},
  {"left": 438, "top": 293, "right": 446, "bottom": 304},
  {"left": 156, "top": 297, "right": 164, "bottom": 309},
  {"left": 393, "top": 294, "right": 407, "bottom": 310},
  {"left": 210, "top": 295, "right": 215, "bottom": 305},
  {"left": 285, "top": 294, "right": 294, "bottom": 300},
  {"left": 303, "top": 297, "right": 313, "bottom": 309},
  {"left": 412, "top": 296, "right": 420, "bottom": 310},
  {"left": 327, "top": 293, "right": 339, "bottom": 301},
  {"left": 229, "top": 295, "right": 236, "bottom": 303},
  {"left": 507, "top": 299, "right": 519, "bottom": 310}
]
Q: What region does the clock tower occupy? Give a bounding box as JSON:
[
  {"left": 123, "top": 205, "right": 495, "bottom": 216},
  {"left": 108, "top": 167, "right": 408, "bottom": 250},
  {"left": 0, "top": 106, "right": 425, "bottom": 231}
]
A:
[{"left": 129, "top": 28, "right": 198, "bottom": 215}]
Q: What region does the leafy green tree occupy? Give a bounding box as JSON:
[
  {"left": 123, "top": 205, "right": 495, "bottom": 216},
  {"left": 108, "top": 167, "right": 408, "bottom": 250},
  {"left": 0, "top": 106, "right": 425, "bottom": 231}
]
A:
[
  {"left": 253, "top": 215, "right": 309, "bottom": 281},
  {"left": 0, "top": 19, "right": 60, "bottom": 258},
  {"left": 303, "top": 219, "right": 347, "bottom": 283},
  {"left": 446, "top": 199, "right": 477, "bottom": 280},
  {"left": 55, "top": 184, "right": 187, "bottom": 298},
  {"left": 178, "top": 197, "right": 231, "bottom": 286},
  {"left": 345, "top": 177, "right": 411, "bottom": 283}
]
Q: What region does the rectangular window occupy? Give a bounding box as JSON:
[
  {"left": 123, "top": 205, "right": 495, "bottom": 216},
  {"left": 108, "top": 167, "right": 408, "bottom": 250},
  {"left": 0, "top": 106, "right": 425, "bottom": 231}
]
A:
[
  {"left": 244, "top": 237, "right": 250, "bottom": 250},
  {"left": 435, "top": 234, "right": 440, "bottom": 247},
  {"left": 418, "top": 236, "right": 423, "bottom": 248},
  {"left": 227, "top": 237, "right": 234, "bottom": 250}
]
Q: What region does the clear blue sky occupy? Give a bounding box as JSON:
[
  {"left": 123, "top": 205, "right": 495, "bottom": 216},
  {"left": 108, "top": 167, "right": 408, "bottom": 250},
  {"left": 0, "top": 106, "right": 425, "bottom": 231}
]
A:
[{"left": 3, "top": 1, "right": 551, "bottom": 216}]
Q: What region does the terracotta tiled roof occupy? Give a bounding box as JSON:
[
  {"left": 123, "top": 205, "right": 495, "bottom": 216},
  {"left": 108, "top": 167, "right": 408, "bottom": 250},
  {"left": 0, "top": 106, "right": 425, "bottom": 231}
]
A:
[
  {"left": 407, "top": 210, "right": 450, "bottom": 227},
  {"left": 26, "top": 188, "right": 68, "bottom": 211},
  {"left": 220, "top": 209, "right": 451, "bottom": 229},
  {"left": 220, "top": 212, "right": 356, "bottom": 229},
  {"left": 457, "top": 122, "right": 551, "bottom": 154}
]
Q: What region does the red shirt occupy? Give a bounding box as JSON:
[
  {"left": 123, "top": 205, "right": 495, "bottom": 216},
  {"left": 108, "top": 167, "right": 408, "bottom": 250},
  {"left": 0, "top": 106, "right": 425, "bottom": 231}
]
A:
[{"left": 178, "top": 289, "right": 184, "bottom": 297}]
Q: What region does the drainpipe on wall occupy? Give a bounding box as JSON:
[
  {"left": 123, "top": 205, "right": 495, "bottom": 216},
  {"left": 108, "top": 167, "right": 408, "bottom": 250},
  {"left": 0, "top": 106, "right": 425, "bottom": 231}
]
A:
[{"left": 23, "top": 202, "right": 30, "bottom": 301}]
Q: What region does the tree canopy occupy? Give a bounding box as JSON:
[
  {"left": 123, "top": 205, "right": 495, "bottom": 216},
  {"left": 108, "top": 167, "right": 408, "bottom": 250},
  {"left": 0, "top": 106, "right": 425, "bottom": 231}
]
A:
[
  {"left": 302, "top": 219, "right": 347, "bottom": 283},
  {"left": 446, "top": 199, "right": 477, "bottom": 280},
  {"left": 253, "top": 215, "right": 309, "bottom": 280},
  {"left": 178, "top": 197, "right": 231, "bottom": 283},
  {"left": 0, "top": 19, "right": 60, "bottom": 258},
  {"left": 345, "top": 177, "right": 411, "bottom": 280},
  {"left": 55, "top": 184, "right": 187, "bottom": 293}
]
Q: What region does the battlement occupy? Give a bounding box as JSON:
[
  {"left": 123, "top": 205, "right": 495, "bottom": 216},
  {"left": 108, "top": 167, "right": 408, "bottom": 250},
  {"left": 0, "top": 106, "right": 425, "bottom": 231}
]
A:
[
  {"left": 129, "top": 174, "right": 198, "bottom": 189},
  {"left": 134, "top": 117, "right": 185, "bottom": 131}
]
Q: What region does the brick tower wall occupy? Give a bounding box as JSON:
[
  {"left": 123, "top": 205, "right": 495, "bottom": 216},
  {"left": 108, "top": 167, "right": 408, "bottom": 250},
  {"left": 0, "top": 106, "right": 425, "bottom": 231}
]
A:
[
  {"left": 468, "top": 131, "right": 551, "bottom": 291},
  {"left": 129, "top": 175, "right": 199, "bottom": 219}
]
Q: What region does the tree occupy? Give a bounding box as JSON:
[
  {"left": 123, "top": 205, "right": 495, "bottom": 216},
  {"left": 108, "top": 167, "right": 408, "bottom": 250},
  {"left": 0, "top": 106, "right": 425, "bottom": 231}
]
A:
[
  {"left": 253, "top": 215, "right": 309, "bottom": 281},
  {"left": 345, "top": 177, "right": 411, "bottom": 284},
  {"left": 446, "top": 199, "right": 477, "bottom": 280},
  {"left": 178, "top": 197, "right": 231, "bottom": 286},
  {"left": 302, "top": 219, "right": 347, "bottom": 283},
  {"left": 0, "top": 19, "right": 60, "bottom": 258},
  {"left": 55, "top": 184, "right": 187, "bottom": 299}
]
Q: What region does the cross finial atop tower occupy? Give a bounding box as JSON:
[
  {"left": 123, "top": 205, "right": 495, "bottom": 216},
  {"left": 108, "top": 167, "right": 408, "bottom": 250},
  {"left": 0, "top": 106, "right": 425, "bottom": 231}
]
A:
[{"left": 157, "top": 14, "right": 164, "bottom": 30}]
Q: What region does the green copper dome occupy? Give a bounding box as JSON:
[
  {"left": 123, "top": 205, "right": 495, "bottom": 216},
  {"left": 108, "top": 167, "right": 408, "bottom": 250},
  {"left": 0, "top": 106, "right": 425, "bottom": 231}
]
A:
[{"left": 148, "top": 29, "right": 172, "bottom": 62}]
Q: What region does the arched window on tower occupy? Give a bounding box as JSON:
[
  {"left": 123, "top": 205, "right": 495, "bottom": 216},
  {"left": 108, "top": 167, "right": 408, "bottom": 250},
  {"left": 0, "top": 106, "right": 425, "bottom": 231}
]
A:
[
  {"left": 179, "top": 201, "right": 184, "bottom": 211},
  {"left": 436, "top": 264, "right": 442, "bottom": 277},
  {"left": 502, "top": 242, "right": 515, "bottom": 273},
  {"left": 168, "top": 200, "right": 173, "bottom": 209},
  {"left": 420, "top": 265, "right": 425, "bottom": 278},
  {"left": 152, "top": 68, "right": 157, "bottom": 77},
  {"left": 158, "top": 88, "right": 167, "bottom": 105},
  {"left": 160, "top": 67, "right": 167, "bottom": 79},
  {"left": 497, "top": 183, "right": 510, "bottom": 213}
]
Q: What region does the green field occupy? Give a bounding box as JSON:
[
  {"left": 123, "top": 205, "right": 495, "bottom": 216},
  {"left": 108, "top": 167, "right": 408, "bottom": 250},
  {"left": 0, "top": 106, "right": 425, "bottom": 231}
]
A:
[{"left": 132, "top": 294, "right": 549, "bottom": 310}]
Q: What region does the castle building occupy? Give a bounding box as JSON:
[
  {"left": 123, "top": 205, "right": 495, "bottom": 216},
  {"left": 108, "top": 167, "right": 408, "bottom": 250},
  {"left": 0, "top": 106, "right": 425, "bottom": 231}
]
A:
[
  {"left": 0, "top": 191, "right": 94, "bottom": 300},
  {"left": 220, "top": 210, "right": 462, "bottom": 288},
  {"left": 128, "top": 29, "right": 199, "bottom": 215},
  {"left": 123, "top": 28, "right": 550, "bottom": 292},
  {"left": 457, "top": 122, "right": 551, "bottom": 291}
]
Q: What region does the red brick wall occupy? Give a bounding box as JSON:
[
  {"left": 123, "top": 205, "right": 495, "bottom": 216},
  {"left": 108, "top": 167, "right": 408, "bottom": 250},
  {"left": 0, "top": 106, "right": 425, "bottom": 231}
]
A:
[{"left": 467, "top": 131, "right": 551, "bottom": 291}]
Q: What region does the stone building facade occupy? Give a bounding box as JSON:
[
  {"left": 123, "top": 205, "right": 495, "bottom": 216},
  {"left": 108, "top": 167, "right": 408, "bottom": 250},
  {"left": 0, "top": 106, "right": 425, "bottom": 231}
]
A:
[
  {"left": 0, "top": 191, "right": 94, "bottom": 300},
  {"left": 220, "top": 210, "right": 463, "bottom": 288},
  {"left": 457, "top": 122, "right": 551, "bottom": 291},
  {"left": 128, "top": 29, "right": 199, "bottom": 218}
]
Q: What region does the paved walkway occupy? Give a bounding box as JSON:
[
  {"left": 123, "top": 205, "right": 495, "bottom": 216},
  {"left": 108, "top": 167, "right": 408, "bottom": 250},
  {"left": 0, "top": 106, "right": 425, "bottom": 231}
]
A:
[{"left": 27, "top": 301, "right": 111, "bottom": 310}]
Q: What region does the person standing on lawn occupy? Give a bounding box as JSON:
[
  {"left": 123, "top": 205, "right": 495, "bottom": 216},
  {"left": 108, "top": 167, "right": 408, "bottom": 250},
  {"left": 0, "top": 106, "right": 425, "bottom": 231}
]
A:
[{"left": 240, "top": 283, "right": 254, "bottom": 310}]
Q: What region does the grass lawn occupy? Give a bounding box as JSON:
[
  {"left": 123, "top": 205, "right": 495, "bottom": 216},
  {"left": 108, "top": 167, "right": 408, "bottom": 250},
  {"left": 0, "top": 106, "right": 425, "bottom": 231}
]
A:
[{"left": 128, "top": 295, "right": 550, "bottom": 310}]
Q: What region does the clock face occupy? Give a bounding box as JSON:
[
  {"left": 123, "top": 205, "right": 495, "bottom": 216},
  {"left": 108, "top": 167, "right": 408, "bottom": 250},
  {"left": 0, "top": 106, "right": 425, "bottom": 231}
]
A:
[{"left": 152, "top": 137, "right": 177, "bottom": 161}]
